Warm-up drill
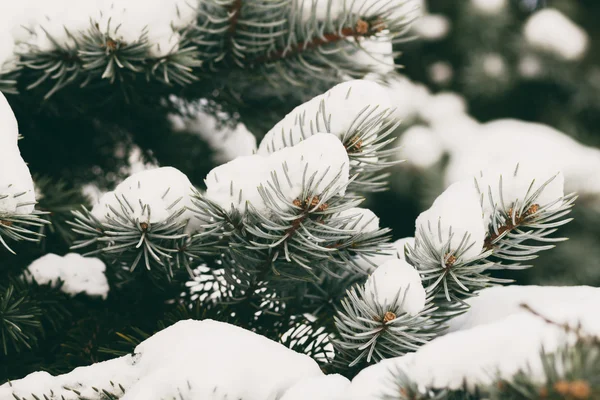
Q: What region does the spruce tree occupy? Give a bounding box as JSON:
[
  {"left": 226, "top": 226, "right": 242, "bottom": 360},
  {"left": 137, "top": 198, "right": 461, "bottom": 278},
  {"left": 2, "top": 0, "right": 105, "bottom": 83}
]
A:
[{"left": 1, "top": 0, "right": 599, "bottom": 399}]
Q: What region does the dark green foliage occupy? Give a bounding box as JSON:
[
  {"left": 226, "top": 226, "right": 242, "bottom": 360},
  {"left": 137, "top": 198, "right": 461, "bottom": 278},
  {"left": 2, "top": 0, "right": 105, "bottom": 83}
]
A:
[{"left": 0, "top": 285, "right": 42, "bottom": 354}]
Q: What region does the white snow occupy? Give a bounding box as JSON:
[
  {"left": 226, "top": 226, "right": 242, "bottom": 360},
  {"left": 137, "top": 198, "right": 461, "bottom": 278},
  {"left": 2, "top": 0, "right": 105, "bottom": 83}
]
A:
[
  {"left": 0, "top": 29, "right": 14, "bottom": 72},
  {"left": 524, "top": 8, "right": 589, "bottom": 61},
  {"left": 25, "top": 253, "right": 110, "bottom": 299},
  {"left": 205, "top": 133, "right": 349, "bottom": 215},
  {"left": 168, "top": 98, "right": 257, "bottom": 164},
  {"left": 386, "top": 75, "right": 432, "bottom": 122},
  {"left": 258, "top": 80, "right": 394, "bottom": 155},
  {"left": 91, "top": 167, "right": 201, "bottom": 233},
  {"left": 471, "top": 0, "right": 507, "bottom": 14},
  {"left": 0, "top": 319, "right": 324, "bottom": 400},
  {"left": 364, "top": 259, "right": 426, "bottom": 316},
  {"left": 445, "top": 119, "right": 600, "bottom": 196},
  {"left": 382, "top": 313, "right": 573, "bottom": 391},
  {"left": 394, "top": 237, "right": 415, "bottom": 260},
  {"left": 475, "top": 161, "right": 564, "bottom": 224},
  {"left": 281, "top": 374, "right": 350, "bottom": 400},
  {"left": 349, "top": 37, "right": 395, "bottom": 75},
  {"left": 448, "top": 285, "right": 600, "bottom": 334},
  {"left": 0, "top": 92, "right": 36, "bottom": 215},
  {"left": 398, "top": 125, "right": 444, "bottom": 168},
  {"left": 418, "top": 92, "right": 467, "bottom": 125},
  {"left": 415, "top": 180, "right": 485, "bottom": 260},
  {"left": 0, "top": 0, "right": 199, "bottom": 58},
  {"left": 335, "top": 207, "right": 380, "bottom": 233},
  {"left": 345, "top": 356, "right": 415, "bottom": 400},
  {"left": 414, "top": 14, "right": 450, "bottom": 41}
]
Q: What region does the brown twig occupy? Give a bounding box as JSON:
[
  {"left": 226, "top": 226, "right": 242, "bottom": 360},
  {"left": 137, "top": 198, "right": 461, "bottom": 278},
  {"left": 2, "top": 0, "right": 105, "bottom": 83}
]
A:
[{"left": 253, "top": 19, "right": 376, "bottom": 64}]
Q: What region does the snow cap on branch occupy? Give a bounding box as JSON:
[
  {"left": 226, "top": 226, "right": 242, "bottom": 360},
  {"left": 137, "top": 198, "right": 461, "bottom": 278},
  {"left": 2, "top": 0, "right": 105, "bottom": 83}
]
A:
[
  {"left": 336, "top": 207, "right": 380, "bottom": 233},
  {"left": 205, "top": 133, "right": 349, "bottom": 214},
  {"left": 524, "top": 8, "right": 589, "bottom": 61},
  {"left": 0, "top": 92, "right": 36, "bottom": 215},
  {"left": 4, "top": 0, "right": 198, "bottom": 57},
  {"left": 415, "top": 180, "right": 485, "bottom": 260},
  {"left": 25, "top": 253, "right": 109, "bottom": 299},
  {"left": 258, "top": 80, "right": 393, "bottom": 154},
  {"left": 349, "top": 37, "right": 395, "bottom": 75},
  {"left": 0, "top": 29, "right": 14, "bottom": 71},
  {"left": 364, "top": 259, "right": 426, "bottom": 316},
  {"left": 91, "top": 166, "right": 199, "bottom": 233},
  {"left": 299, "top": 0, "right": 422, "bottom": 23},
  {"left": 394, "top": 237, "right": 415, "bottom": 260},
  {"left": 475, "top": 161, "right": 565, "bottom": 224}
]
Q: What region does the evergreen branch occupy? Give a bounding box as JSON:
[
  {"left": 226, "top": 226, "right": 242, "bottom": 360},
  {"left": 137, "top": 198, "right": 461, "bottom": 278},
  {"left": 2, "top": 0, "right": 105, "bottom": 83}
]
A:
[
  {"left": 333, "top": 284, "right": 442, "bottom": 369},
  {"left": 0, "top": 68, "right": 19, "bottom": 94},
  {"left": 68, "top": 204, "right": 211, "bottom": 281},
  {"left": 253, "top": 19, "right": 378, "bottom": 65},
  {"left": 0, "top": 285, "right": 42, "bottom": 355},
  {"left": 0, "top": 211, "right": 49, "bottom": 255},
  {"left": 482, "top": 191, "right": 577, "bottom": 268}
]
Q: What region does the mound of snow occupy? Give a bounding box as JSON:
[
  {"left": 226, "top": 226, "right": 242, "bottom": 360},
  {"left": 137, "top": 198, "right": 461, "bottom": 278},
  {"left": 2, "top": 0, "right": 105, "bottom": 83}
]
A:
[
  {"left": 91, "top": 167, "right": 200, "bottom": 233},
  {"left": 25, "top": 253, "right": 109, "bottom": 299},
  {"left": 258, "top": 80, "right": 393, "bottom": 154},
  {"left": 415, "top": 180, "right": 485, "bottom": 260},
  {"left": 205, "top": 133, "right": 349, "bottom": 214},
  {"left": 0, "top": 93, "right": 36, "bottom": 215},
  {"left": 0, "top": 319, "right": 324, "bottom": 400},
  {"left": 364, "top": 259, "right": 426, "bottom": 316}
]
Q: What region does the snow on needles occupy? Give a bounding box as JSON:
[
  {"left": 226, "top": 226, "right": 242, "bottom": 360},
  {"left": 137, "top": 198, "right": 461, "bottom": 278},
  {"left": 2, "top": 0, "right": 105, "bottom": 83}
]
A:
[
  {"left": 335, "top": 207, "right": 380, "bottom": 233},
  {"left": 524, "top": 8, "right": 589, "bottom": 61},
  {"left": 205, "top": 133, "right": 349, "bottom": 215},
  {"left": 364, "top": 259, "right": 426, "bottom": 316},
  {"left": 415, "top": 180, "right": 486, "bottom": 260},
  {"left": 25, "top": 253, "right": 110, "bottom": 299},
  {"left": 0, "top": 92, "right": 36, "bottom": 215},
  {"left": 91, "top": 167, "right": 200, "bottom": 233},
  {"left": 475, "top": 161, "right": 564, "bottom": 225},
  {"left": 0, "top": 319, "right": 323, "bottom": 400},
  {"left": 258, "top": 80, "right": 394, "bottom": 155},
  {"left": 0, "top": 0, "right": 199, "bottom": 58}
]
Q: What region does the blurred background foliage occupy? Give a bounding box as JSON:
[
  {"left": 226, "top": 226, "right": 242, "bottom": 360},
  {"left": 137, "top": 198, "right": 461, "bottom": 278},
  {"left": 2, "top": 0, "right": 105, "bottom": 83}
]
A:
[{"left": 369, "top": 0, "right": 600, "bottom": 287}]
